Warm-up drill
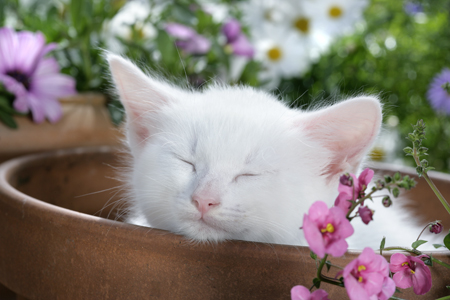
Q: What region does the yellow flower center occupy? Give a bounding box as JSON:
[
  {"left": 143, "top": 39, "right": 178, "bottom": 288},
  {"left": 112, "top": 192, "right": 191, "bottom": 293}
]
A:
[
  {"left": 294, "top": 17, "right": 309, "bottom": 34},
  {"left": 320, "top": 223, "right": 335, "bottom": 233},
  {"left": 402, "top": 262, "right": 409, "bottom": 267},
  {"left": 410, "top": 269, "right": 415, "bottom": 274},
  {"left": 329, "top": 6, "right": 343, "bottom": 18},
  {"left": 358, "top": 276, "right": 363, "bottom": 282},
  {"left": 267, "top": 47, "right": 282, "bottom": 61},
  {"left": 358, "top": 265, "right": 367, "bottom": 272}
]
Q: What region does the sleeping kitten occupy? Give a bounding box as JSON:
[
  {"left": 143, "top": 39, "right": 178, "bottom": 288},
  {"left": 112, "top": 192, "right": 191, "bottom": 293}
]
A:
[{"left": 107, "top": 54, "right": 425, "bottom": 249}]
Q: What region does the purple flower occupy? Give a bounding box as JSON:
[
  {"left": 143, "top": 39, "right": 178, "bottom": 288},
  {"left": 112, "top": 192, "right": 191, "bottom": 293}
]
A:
[
  {"left": 222, "top": 19, "right": 254, "bottom": 58},
  {"left": 0, "top": 27, "right": 76, "bottom": 123},
  {"left": 291, "top": 285, "right": 330, "bottom": 300},
  {"left": 303, "top": 201, "right": 354, "bottom": 258},
  {"left": 335, "top": 168, "right": 374, "bottom": 214},
  {"left": 390, "top": 253, "right": 432, "bottom": 295},
  {"left": 358, "top": 206, "right": 373, "bottom": 225},
  {"left": 165, "top": 23, "right": 210, "bottom": 55},
  {"left": 427, "top": 68, "right": 450, "bottom": 115},
  {"left": 429, "top": 221, "right": 443, "bottom": 234},
  {"left": 343, "top": 247, "right": 395, "bottom": 300},
  {"left": 404, "top": 2, "right": 423, "bottom": 15}
]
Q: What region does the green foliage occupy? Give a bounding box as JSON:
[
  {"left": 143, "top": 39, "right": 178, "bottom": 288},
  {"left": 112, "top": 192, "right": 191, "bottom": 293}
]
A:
[
  {"left": 411, "top": 239, "right": 428, "bottom": 249},
  {"left": 279, "top": 0, "right": 450, "bottom": 172}
]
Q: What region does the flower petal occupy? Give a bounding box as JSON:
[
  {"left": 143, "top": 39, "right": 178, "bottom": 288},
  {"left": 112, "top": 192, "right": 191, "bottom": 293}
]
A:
[
  {"left": 290, "top": 285, "right": 311, "bottom": 300},
  {"left": 165, "top": 23, "right": 196, "bottom": 39},
  {"left": 377, "top": 277, "right": 396, "bottom": 300},
  {"left": 27, "top": 92, "right": 46, "bottom": 123},
  {"left": 344, "top": 273, "right": 371, "bottom": 300},
  {"left": 411, "top": 263, "right": 432, "bottom": 295},
  {"left": 303, "top": 213, "right": 325, "bottom": 258},
  {"left": 393, "top": 270, "right": 413, "bottom": 289},
  {"left": 42, "top": 97, "right": 63, "bottom": 123},
  {"left": 15, "top": 31, "right": 46, "bottom": 75},
  {"left": 389, "top": 253, "right": 408, "bottom": 273},
  {"left": 325, "top": 238, "right": 348, "bottom": 257},
  {"left": 0, "top": 27, "right": 18, "bottom": 72}
]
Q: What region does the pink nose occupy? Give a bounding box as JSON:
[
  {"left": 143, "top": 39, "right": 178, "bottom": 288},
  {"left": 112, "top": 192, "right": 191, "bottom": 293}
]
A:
[{"left": 192, "top": 195, "right": 220, "bottom": 216}]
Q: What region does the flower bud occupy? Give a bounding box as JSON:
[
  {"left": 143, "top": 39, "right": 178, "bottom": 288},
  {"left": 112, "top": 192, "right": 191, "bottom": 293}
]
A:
[
  {"left": 382, "top": 196, "right": 392, "bottom": 207},
  {"left": 375, "top": 180, "right": 385, "bottom": 189},
  {"left": 358, "top": 206, "right": 374, "bottom": 225},
  {"left": 429, "top": 221, "right": 443, "bottom": 234},
  {"left": 340, "top": 173, "right": 353, "bottom": 187}
]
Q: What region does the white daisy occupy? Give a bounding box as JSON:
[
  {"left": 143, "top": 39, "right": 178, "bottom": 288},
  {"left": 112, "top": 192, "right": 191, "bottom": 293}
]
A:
[
  {"left": 253, "top": 25, "right": 310, "bottom": 88},
  {"left": 241, "top": 0, "right": 288, "bottom": 37},
  {"left": 280, "top": 0, "right": 333, "bottom": 60},
  {"left": 303, "top": 0, "right": 369, "bottom": 38},
  {"left": 103, "top": 0, "right": 157, "bottom": 53}
]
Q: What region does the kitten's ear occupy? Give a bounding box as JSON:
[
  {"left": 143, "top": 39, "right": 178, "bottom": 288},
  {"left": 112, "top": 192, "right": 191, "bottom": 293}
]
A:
[
  {"left": 299, "top": 97, "right": 382, "bottom": 182},
  {"left": 107, "top": 54, "right": 176, "bottom": 150}
]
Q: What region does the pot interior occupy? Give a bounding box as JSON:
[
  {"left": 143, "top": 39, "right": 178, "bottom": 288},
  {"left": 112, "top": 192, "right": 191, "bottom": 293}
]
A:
[
  {"left": 9, "top": 149, "right": 450, "bottom": 230},
  {"left": 10, "top": 148, "right": 127, "bottom": 221}
]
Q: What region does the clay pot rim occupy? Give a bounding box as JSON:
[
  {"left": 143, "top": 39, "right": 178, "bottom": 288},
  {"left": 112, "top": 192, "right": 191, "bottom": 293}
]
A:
[{"left": 0, "top": 146, "right": 448, "bottom": 255}]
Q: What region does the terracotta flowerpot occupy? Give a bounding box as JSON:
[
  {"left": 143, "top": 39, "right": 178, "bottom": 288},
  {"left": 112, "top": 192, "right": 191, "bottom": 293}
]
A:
[
  {"left": 0, "top": 93, "right": 123, "bottom": 163},
  {"left": 0, "top": 147, "right": 449, "bottom": 300}
]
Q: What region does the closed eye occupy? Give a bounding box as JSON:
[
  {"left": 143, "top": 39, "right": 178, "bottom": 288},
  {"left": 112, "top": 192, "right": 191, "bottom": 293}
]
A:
[
  {"left": 176, "top": 157, "right": 196, "bottom": 172},
  {"left": 233, "top": 173, "right": 260, "bottom": 182}
]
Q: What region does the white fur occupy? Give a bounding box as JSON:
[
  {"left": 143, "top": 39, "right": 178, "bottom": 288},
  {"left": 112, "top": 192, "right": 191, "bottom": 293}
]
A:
[{"left": 108, "top": 54, "right": 431, "bottom": 250}]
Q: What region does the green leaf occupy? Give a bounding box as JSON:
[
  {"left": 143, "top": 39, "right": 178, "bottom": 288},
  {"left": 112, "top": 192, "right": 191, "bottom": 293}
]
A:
[
  {"left": 415, "top": 166, "right": 423, "bottom": 177},
  {"left": 0, "top": 110, "right": 18, "bottom": 129},
  {"left": 444, "top": 232, "right": 450, "bottom": 251},
  {"left": 380, "top": 237, "right": 386, "bottom": 252},
  {"left": 411, "top": 240, "right": 428, "bottom": 249},
  {"left": 403, "top": 147, "right": 413, "bottom": 155},
  {"left": 384, "top": 175, "right": 392, "bottom": 183},
  {"left": 310, "top": 251, "right": 317, "bottom": 260},
  {"left": 0, "top": 96, "right": 15, "bottom": 113},
  {"left": 433, "top": 243, "right": 446, "bottom": 249},
  {"left": 393, "top": 172, "right": 401, "bottom": 181},
  {"left": 423, "top": 254, "right": 433, "bottom": 266},
  {"left": 157, "top": 30, "right": 177, "bottom": 69},
  {"left": 325, "top": 260, "right": 332, "bottom": 272},
  {"left": 392, "top": 187, "right": 400, "bottom": 198},
  {"left": 312, "top": 277, "right": 321, "bottom": 288}
]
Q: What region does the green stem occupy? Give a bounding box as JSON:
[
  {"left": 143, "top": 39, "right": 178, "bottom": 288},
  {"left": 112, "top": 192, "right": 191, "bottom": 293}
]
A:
[
  {"left": 413, "top": 148, "right": 450, "bottom": 215},
  {"left": 422, "top": 171, "right": 450, "bottom": 215},
  {"left": 316, "top": 255, "right": 343, "bottom": 286},
  {"left": 431, "top": 256, "right": 450, "bottom": 270},
  {"left": 435, "top": 296, "right": 450, "bottom": 300},
  {"left": 382, "top": 247, "right": 421, "bottom": 255}
]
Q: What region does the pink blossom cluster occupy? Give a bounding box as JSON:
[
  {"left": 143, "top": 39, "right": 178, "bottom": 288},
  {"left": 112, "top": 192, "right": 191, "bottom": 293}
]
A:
[{"left": 296, "top": 168, "right": 433, "bottom": 300}]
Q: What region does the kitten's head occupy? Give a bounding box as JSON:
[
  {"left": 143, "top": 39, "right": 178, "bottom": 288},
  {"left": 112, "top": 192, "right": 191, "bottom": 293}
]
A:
[{"left": 108, "top": 54, "right": 382, "bottom": 244}]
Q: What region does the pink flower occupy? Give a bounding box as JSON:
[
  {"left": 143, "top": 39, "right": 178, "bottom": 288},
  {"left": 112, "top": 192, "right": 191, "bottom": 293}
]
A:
[
  {"left": 291, "top": 285, "right": 330, "bottom": 300},
  {"left": 165, "top": 23, "right": 210, "bottom": 54},
  {"left": 303, "top": 201, "right": 354, "bottom": 258},
  {"left": 335, "top": 168, "right": 374, "bottom": 214},
  {"left": 222, "top": 19, "right": 254, "bottom": 58},
  {"left": 389, "top": 253, "right": 432, "bottom": 295},
  {"left": 343, "top": 247, "right": 395, "bottom": 300},
  {"left": 0, "top": 27, "right": 76, "bottom": 123},
  {"left": 358, "top": 206, "right": 374, "bottom": 225}
]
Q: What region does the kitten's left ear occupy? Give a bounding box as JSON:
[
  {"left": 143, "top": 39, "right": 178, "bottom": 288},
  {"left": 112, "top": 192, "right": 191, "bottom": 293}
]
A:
[
  {"left": 107, "top": 53, "right": 179, "bottom": 152},
  {"left": 298, "top": 97, "right": 382, "bottom": 182}
]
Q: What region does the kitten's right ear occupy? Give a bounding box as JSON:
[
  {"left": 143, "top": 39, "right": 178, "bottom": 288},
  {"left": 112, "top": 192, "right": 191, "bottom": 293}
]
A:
[{"left": 107, "top": 54, "right": 175, "bottom": 150}]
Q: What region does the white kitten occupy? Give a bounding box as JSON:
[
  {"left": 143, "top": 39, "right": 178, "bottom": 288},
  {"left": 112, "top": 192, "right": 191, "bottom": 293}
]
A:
[{"left": 107, "top": 54, "right": 425, "bottom": 249}]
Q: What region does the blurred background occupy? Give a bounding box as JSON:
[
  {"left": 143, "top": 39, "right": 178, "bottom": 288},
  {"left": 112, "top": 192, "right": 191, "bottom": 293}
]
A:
[{"left": 0, "top": 0, "right": 449, "bottom": 172}]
